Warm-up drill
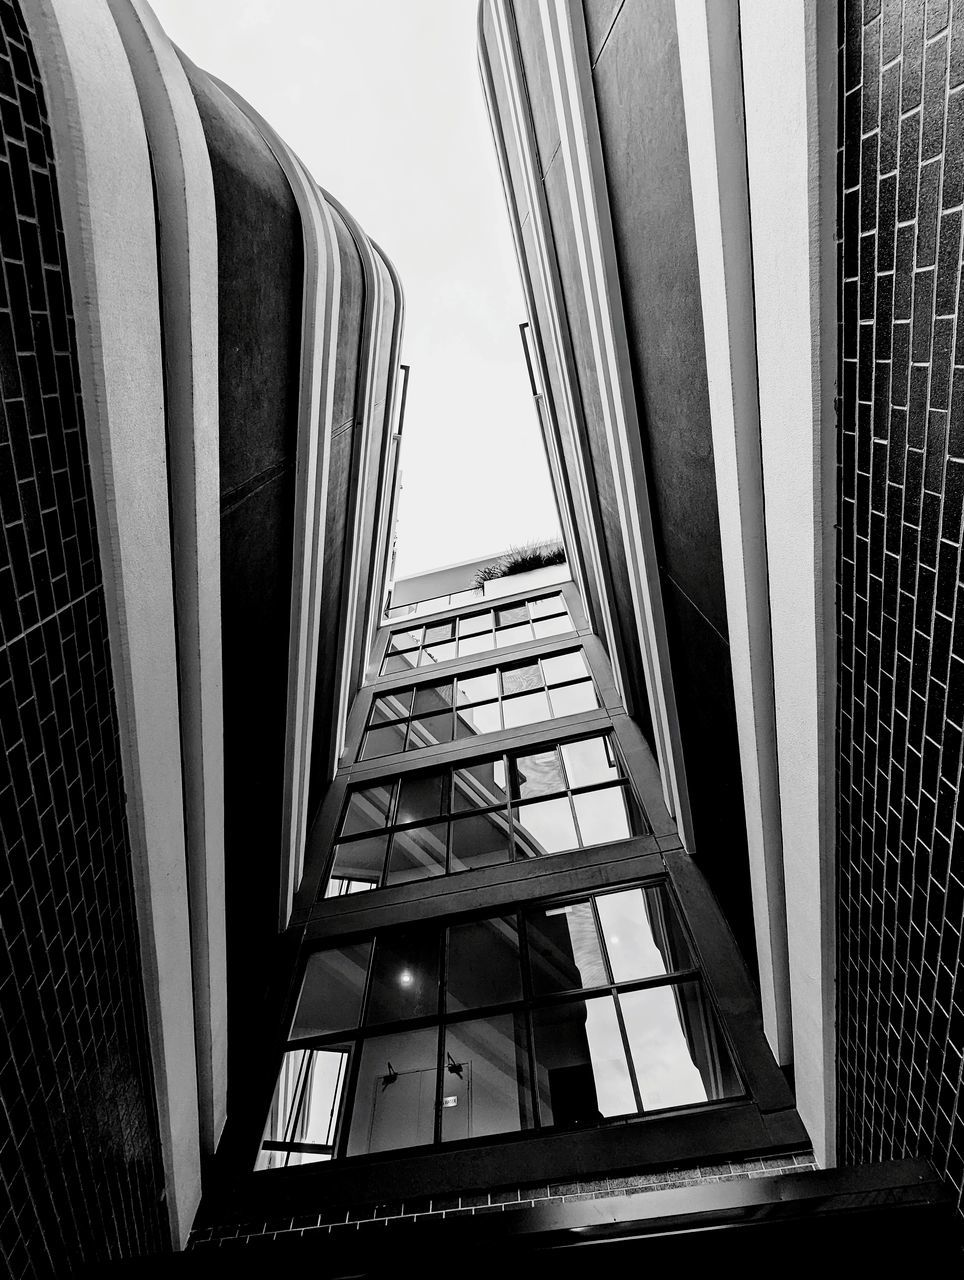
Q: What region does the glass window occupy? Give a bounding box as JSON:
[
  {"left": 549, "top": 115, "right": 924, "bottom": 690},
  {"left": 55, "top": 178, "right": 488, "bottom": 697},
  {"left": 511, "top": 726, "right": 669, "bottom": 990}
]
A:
[
  {"left": 372, "top": 690, "right": 413, "bottom": 721},
  {"left": 257, "top": 1046, "right": 351, "bottom": 1168},
  {"left": 457, "top": 633, "right": 492, "bottom": 658},
  {"left": 496, "top": 622, "right": 533, "bottom": 648},
  {"left": 361, "top": 722, "right": 407, "bottom": 759},
  {"left": 573, "top": 787, "right": 634, "bottom": 846},
  {"left": 453, "top": 759, "right": 507, "bottom": 810},
  {"left": 341, "top": 783, "right": 394, "bottom": 836},
  {"left": 407, "top": 711, "right": 454, "bottom": 748},
  {"left": 327, "top": 836, "right": 387, "bottom": 896},
  {"left": 529, "top": 593, "right": 565, "bottom": 619},
  {"left": 365, "top": 925, "right": 440, "bottom": 1026},
  {"left": 561, "top": 736, "right": 619, "bottom": 787},
  {"left": 532, "top": 997, "right": 636, "bottom": 1126},
  {"left": 382, "top": 652, "right": 419, "bottom": 675},
  {"left": 442, "top": 1015, "right": 531, "bottom": 1141},
  {"left": 446, "top": 916, "right": 522, "bottom": 1011},
  {"left": 527, "top": 902, "right": 607, "bottom": 994},
  {"left": 501, "top": 662, "right": 543, "bottom": 695},
  {"left": 496, "top": 603, "right": 527, "bottom": 626},
  {"left": 424, "top": 621, "right": 454, "bottom": 644},
  {"left": 347, "top": 1028, "right": 439, "bottom": 1155},
  {"left": 396, "top": 772, "right": 446, "bottom": 825},
  {"left": 291, "top": 941, "right": 373, "bottom": 1038},
  {"left": 597, "top": 886, "right": 693, "bottom": 982},
  {"left": 385, "top": 823, "right": 447, "bottom": 885},
  {"left": 457, "top": 671, "right": 499, "bottom": 703},
  {"left": 454, "top": 701, "right": 501, "bottom": 737},
  {"left": 420, "top": 641, "right": 457, "bottom": 666},
  {"left": 502, "top": 689, "right": 552, "bottom": 728},
  {"left": 541, "top": 651, "right": 588, "bottom": 685},
  {"left": 513, "top": 748, "right": 565, "bottom": 798},
  {"left": 459, "top": 611, "right": 492, "bottom": 637},
  {"left": 412, "top": 682, "right": 453, "bottom": 715},
  {"left": 533, "top": 615, "right": 570, "bottom": 638},
  {"left": 513, "top": 797, "right": 578, "bottom": 855},
  {"left": 449, "top": 811, "right": 511, "bottom": 872},
  {"left": 548, "top": 682, "right": 597, "bottom": 718}
]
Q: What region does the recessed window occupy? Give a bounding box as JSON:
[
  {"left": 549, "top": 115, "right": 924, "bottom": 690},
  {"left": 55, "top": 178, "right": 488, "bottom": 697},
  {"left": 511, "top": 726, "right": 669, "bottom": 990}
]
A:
[
  {"left": 361, "top": 649, "right": 597, "bottom": 760},
  {"left": 257, "top": 882, "right": 742, "bottom": 1166},
  {"left": 325, "top": 733, "right": 645, "bottom": 897},
  {"left": 380, "top": 593, "right": 573, "bottom": 675}
]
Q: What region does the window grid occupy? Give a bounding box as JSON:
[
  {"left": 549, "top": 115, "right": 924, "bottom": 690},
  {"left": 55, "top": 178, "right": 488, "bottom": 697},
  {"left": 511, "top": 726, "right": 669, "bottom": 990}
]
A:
[
  {"left": 362, "top": 649, "right": 598, "bottom": 761},
  {"left": 261, "top": 882, "right": 743, "bottom": 1166},
  {"left": 380, "top": 592, "right": 573, "bottom": 676},
  {"left": 326, "top": 734, "right": 646, "bottom": 898}
]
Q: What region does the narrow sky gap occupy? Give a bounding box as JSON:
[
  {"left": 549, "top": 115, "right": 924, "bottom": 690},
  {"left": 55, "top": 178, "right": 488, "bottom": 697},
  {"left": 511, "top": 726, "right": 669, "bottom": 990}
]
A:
[{"left": 149, "top": 0, "right": 562, "bottom": 577}]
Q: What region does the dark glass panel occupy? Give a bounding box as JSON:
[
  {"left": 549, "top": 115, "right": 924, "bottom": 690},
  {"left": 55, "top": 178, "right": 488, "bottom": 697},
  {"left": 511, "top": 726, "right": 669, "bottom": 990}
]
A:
[
  {"left": 532, "top": 997, "right": 635, "bottom": 1127},
  {"left": 361, "top": 722, "right": 408, "bottom": 759},
  {"left": 407, "top": 711, "right": 454, "bottom": 749},
  {"left": 290, "top": 941, "right": 373, "bottom": 1038},
  {"left": 597, "top": 886, "right": 693, "bottom": 982},
  {"left": 560, "top": 735, "right": 619, "bottom": 788},
  {"left": 387, "top": 628, "right": 422, "bottom": 653},
  {"left": 385, "top": 823, "right": 447, "bottom": 885},
  {"left": 501, "top": 662, "right": 543, "bottom": 695},
  {"left": 547, "top": 681, "right": 597, "bottom": 718},
  {"left": 424, "top": 620, "right": 455, "bottom": 644},
  {"left": 326, "top": 836, "right": 387, "bottom": 895},
  {"left": 412, "top": 681, "right": 454, "bottom": 716},
  {"left": 526, "top": 901, "right": 607, "bottom": 994},
  {"left": 447, "top": 916, "right": 522, "bottom": 1011},
  {"left": 619, "top": 982, "right": 741, "bottom": 1110},
  {"left": 347, "top": 1028, "right": 439, "bottom": 1156},
  {"left": 513, "top": 797, "right": 578, "bottom": 856},
  {"left": 340, "top": 783, "right": 394, "bottom": 836},
  {"left": 496, "top": 603, "right": 527, "bottom": 626},
  {"left": 366, "top": 925, "right": 441, "bottom": 1026},
  {"left": 381, "top": 651, "right": 419, "bottom": 676},
  {"left": 371, "top": 689, "right": 413, "bottom": 722},
  {"left": 512, "top": 748, "right": 565, "bottom": 799},
  {"left": 453, "top": 759, "right": 508, "bottom": 811},
  {"left": 396, "top": 771, "right": 447, "bottom": 824},
  {"left": 449, "top": 811, "right": 511, "bottom": 872},
  {"left": 441, "top": 1015, "right": 532, "bottom": 1142}
]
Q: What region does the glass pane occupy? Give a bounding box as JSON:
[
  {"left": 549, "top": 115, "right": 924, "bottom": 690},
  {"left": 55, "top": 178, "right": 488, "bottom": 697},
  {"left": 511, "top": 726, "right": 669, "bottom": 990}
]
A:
[
  {"left": 381, "top": 651, "right": 419, "bottom": 676},
  {"left": 457, "top": 671, "right": 499, "bottom": 704},
  {"left": 412, "top": 682, "right": 453, "bottom": 716},
  {"left": 327, "top": 836, "right": 387, "bottom": 895},
  {"left": 396, "top": 771, "right": 447, "bottom": 824},
  {"left": 501, "top": 662, "right": 543, "bottom": 696},
  {"left": 408, "top": 712, "right": 454, "bottom": 749},
  {"left": 453, "top": 759, "right": 508, "bottom": 811},
  {"left": 532, "top": 997, "right": 636, "bottom": 1126},
  {"left": 529, "top": 594, "right": 565, "bottom": 619},
  {"left": 424, "top": 621, "right": 454, "bottom": 644},
  {"left": 347, "top": 1028, "right": 439, "bottom": 1156},
  {"left": 442, "top": 1015, "right": 531, "bottom": 1142},
  {"left": 458, "top": 633, "right": 494, "bottom": 658},
  {"left": 385, "top": 823, "right": 447, "bottom": 885},
  {"left": 341, "top": 783, "right": 394, "bottom": 836},
  {"left": 455, "top": 701, "right": 502, "bottom": 738},
  {"left": 502, "top": 690, "right": 551, "bottom": 728},
  {"left": 459, "top": 611, "right": 492, "bottom": 637},
  {"left": 541, "top": 651, "right": 588, "bottom": 685},
  {"left": 449, "top": 589, "right": 483, "bottom": 607},
  {"left": 447, "top": 916, "right": 522, "bottom": 1011},
  {"left": 513, "top": 749, "right": 565, "bottom": 799},
  {"left": 449, "top": 811, "right": 511, "bottom": 872},
  {"left": 597, "top": 886, "right": 694, "bottom": 982},
  {"left": 366, "top": 925, "right": 440, "bottom": 1026},
  {"left": 561, "top": 736, "right": 619, "bottom": 788},
  {"left": 388, "top": 628, "right": 422, "bottom": 652},
  {"left": 619, "top": 982, "right": 741, "bottom": 1110},
  {"left": 371, "top": 690, "right": 413, "bottom": 722},
  {"left": 496, "top": 603, "right": 527, "bottom": 626},
  {"left": 361, "top": 722, "right": 407, "bottom": 759},
  {"left": 496, "top": 623, "right": 533, "bottom": 648},
  {"left": 258, "top": 1046, "right": 351, "bottom": 1168},
  {"left": 290, "top": 941, "right": 373, "bottom": 1038},
  {"left": 548, "top": 682, "right": 598, "bottom": 718},
  {"left": 513, "top": 797, "right": 578, "bottom": 856},
  {"left": 533, "top": 615, "right": 570, "bottom": 638},
  {"left": 573, "top": 786, "right": 634, "bottom": 847},
  {"left": 527, "top": 901, "right": 607, "bottom": 994},
  {"left": 420, "top": 641, "right": 457, "bottom": 666}
]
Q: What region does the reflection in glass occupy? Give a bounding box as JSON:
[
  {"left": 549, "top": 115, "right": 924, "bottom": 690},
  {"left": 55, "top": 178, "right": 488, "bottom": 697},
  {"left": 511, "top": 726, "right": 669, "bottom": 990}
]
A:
[
  {"left": 547, "top": 682, "right": 597, "bottom": 718},
  {"left": 533, "top": 614, "right": 571, "bottom": 638},
  {"left": 407, "top": 712, "right": 454, "bottom": 748},
  {"left": 291, "top": 941, "right": 373, "bottom": 1038},
  {"left": 597, "top": 886, "right": 693, "bottom": 982},
  {"left": 501, "top": 663, "right": 542, "bottom": 695},
  {"left": 527, "top": 902, "right": 607, "bottom": 994},
  {"left": 455, "top": 701, "right": 501, "bottom": 737},
  {"left": 385, "top": 823, "right": 447, "bottom": 885},
  {"left": 453, "top": 759, "right": 507, "bottom": 810},
  {"left": 382, "top": 652, "right": 418, "bottom": 675},
  {"left": 396, "top": 772, "right": 446, "bottom": 824},
  {"left": 424, "top": 621, "right": 454, "bottom": 644},
  {"left": 420, "top": 641, "right": 457, "bottom": 665},
  {"left": 327, "top": 836, "right": 386, "bottom": 895},
  {"left": 449, "top": 811, "right": 511, "bottom": 872},
  {"left": 257, "top": 1046, "right": 350, "bottom": 1169},
  {"left": 341, "top": 783, "right": 394, "bottom": 836},
  {"left": 513, "top": 749, "right": 565, "bottom": 798},
  {"left": 366, "top": 925, "right": 440, "bottom": 1025},
  {"left": 457, "top": 672, "right": 499, "bottom": 704},
  {"left": 496, "top": 604, "right": 527, "bottom": 626},
  {"left": 447, "top": 917, "right": 522, "bottom": 1011},
  {"left": 413, "top": 682, "right": 453, "bottom": 715},
  {"left": 496, "top": 623, "right": 533, "bottom": 648},
  {"left": 442, "top": 1015, "right": 531, "bottom": 1141},
  {"left": 529, "top": 594, "right": 564, "bottom": 619},
  {"left": 459, "top": 612, "right": 492, "bottom": 637},
  {"left": 561, "top": 736, "right": 619, "bottom": 787},
  {"left": 371, "top": 690, "right": 413, "bottom": 722},
  {"left": 502, "top": 689, "right": 551, "bottom": 728},
  {"left": 541, "top": 651, "right": 587, "bottom": 685},
  {"left": 514, "top": 797, "right": 578, "bottom": 855},
  {"left": 361, "top": 722, "right": 407, "bottom": 759},
  {"left": 532, "top": 997, "right": 635, "bottom": 1126},
  {"left": 619, "top": 983, "right": 740, "bottom": 1110},
  {"left": 573, "top": 787, "right": 633, "bottom": 846},
  {"left": 347, "top": 1028, "right": 439, "bottom": 1155},
  {"left": 388, "top": 628, "right": 421, "bottom": 653}
]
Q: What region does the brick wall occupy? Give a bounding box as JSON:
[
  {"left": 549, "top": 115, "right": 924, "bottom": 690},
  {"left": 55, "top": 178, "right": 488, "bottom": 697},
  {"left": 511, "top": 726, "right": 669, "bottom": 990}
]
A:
[
  {"left": 188, "top": 1151, "right": 816, "bottom": 1252},
  {"left": 0, "top": 2, "right": 167, "bottom": 1275},
  {"left": 838, "top": 0, "right": 964, "bottom": 1218}
]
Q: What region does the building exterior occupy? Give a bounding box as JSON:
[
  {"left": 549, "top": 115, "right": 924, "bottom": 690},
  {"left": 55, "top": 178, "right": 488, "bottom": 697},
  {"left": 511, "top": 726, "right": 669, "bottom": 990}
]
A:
[{"left": 0, "top": 0, "right": 963, "bottom": 1276}]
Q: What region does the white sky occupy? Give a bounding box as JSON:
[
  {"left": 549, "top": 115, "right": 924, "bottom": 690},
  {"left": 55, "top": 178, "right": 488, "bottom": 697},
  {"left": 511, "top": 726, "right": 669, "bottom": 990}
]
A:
[{"left": 148, "top": 0, "right": 561, "bottom": 577}]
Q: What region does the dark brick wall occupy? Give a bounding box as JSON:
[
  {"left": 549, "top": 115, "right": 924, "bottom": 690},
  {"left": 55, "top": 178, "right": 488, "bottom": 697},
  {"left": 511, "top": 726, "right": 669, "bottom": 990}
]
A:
[
  {"left": 838, "top": 0, "right": 964, "bottom": 1219},
  {"left": 0, "top": 2, "right": 167, "bottom": 1275}
]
